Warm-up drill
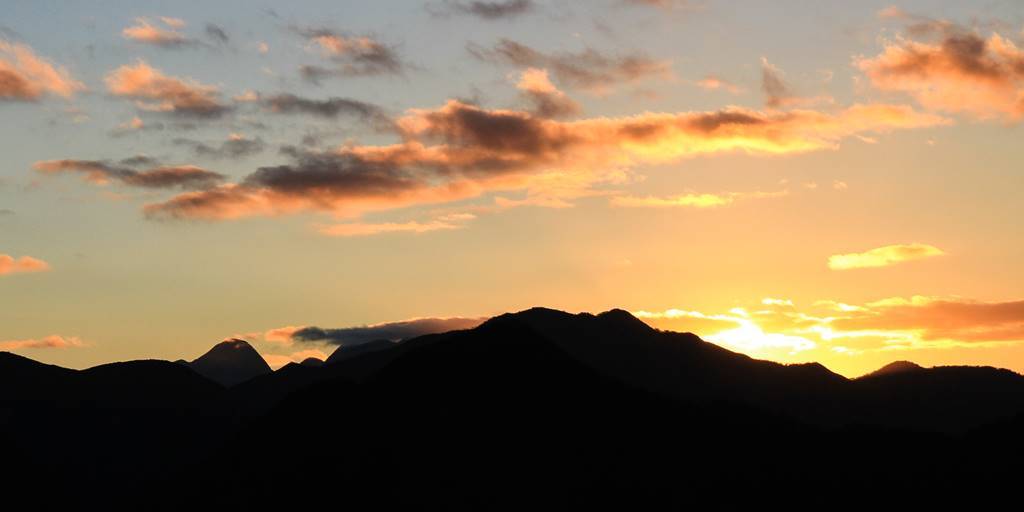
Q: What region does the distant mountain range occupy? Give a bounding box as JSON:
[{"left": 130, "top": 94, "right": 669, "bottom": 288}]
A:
[{"left": 2, "top": 307, "right": 1022, "bottom": 508}]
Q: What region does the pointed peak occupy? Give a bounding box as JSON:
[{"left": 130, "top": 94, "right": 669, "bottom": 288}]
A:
[{"left": 216, "top": 338, "right": 255, "bottom": 349}]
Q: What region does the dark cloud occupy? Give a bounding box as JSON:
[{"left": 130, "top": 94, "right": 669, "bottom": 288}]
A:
[
  {"left": 261, "top": 93, "right": 390, "bottom": 127},
  {"left": 0, "top": 209, "right": 14, "bottom": 216},
  {"left": 291, "top": 317, "right": 485, "bottom": 346},
  {"left": 174, "top": 135, "right": 266, "bottom": 159},
  {"left": 118, "top": 155, "right": 161, "bottom": 167},
  {"left": 468, "top": 38, "right": 671, "bottom": 91},
  {"left": 205, "top": 24, "right": 229, "bottom": 44},
  {"left": 430, "top": 0, "right": 535, "bottom": 20},
  {"left": 761, "top": 58, "right": 793, "bottom": 108},
  {"left": 295, "top": 28, "right": 403, "bottom": 80},
  {"left": 143, "top": 99, "right": 945, "bottom": 221},
  {"left": 34, "top": 159, "right": 225, "bottom": 190}
]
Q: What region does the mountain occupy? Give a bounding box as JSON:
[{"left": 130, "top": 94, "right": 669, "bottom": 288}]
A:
[
  {"left": 188, "top": 338, "right": 272, "bottom": 387},
  {"left": 6, "top": 307, "right": 1024, "bottom": 508},
  {"left": 325, "top": 339, "right": 397, "bottom": 364},
  {"left": 152, "top": 307, "right": 1024, "bottom": 509},
  {"left": 863, "top": 360, "right": 924, "bottom": 378}
]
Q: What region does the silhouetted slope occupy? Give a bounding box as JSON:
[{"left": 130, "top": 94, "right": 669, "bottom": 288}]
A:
[
  {"left": 850, "top": 365, "right": 1024, "bottom": 431},
  {"left": 189, "top": 338, "right": 272, "bottom": 387},
  {"left": 0, "top": 351, "right": 77, "bottom": 401},
  {"left": 324, "top": 339, "right": 397, "bottom": 364}
]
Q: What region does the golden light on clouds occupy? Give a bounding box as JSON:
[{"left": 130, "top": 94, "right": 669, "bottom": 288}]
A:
[
  {"left": 828, "top": 243, "right": 945, "bottom": 270},
  {"left": 637, "top": 295, "right": 1024, "bottom": 376}
]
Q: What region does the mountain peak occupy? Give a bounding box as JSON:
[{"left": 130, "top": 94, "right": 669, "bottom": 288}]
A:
[
  {"left": 189, "top": 338, "right": 272, "bottom": 387},
  {"left": 863, "top": 360, "right": 924, "bottom": 379}
]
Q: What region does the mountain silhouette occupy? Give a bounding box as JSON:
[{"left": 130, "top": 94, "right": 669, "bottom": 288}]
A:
[
  {"left": 324, "top": 338, "right": 397, "bottom": 364},
  {"left": 863, "top": 360, "right": 923, "bottom": 377},
  {"left": 188, "top": 338, "right": 272, "bottom": 387},
  {"left": 4, "top": 307, "right": 1024, "bottom": 509}
]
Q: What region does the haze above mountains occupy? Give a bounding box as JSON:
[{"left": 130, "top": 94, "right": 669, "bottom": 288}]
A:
[{"left": 3, "top": 307, "right": 1023, "bottom": 508}]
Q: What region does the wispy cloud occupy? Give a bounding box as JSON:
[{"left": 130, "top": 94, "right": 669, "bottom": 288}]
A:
[
  {"left": 610, "top": 189, "right": 787, "bottom": 208},
  {"left": 0, "top": 335, "right": 84, "bottom": 350},
  {"left": 34, "top": 159, "right": 225, "bottom": 190},
  {"left": 828, "top": 243, "right": 945, "bottom": 270},
  {"left": 469, "top": 38, "right": 672, "bottom": 93}
]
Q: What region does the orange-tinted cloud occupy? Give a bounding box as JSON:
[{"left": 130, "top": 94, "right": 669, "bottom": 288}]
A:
[
  {"left": 144, "top": 99, "right": 946, "bottom": 221},
  {"left": 0, "top": 254, "right": 50, "bottom": 276},
  {"left": 297, "top": 28, "right": 403, "bottom": 81},
  {"left": 122, "top": 17, "right": 192, "bottom": 47},
  {"left": 0, "top": 40, "right": 84, "bottom": 101},
  {"left": 856, "top": 28, "right": 1024, "bottom": 120},
  {"left": 831, "top": 296, "right": 1024, "bottom": 344},
  {"left": 318, "top": 213, "right": 475, "bottom": 237},
  {"left": 516, "top": 68, "right": 580, "bottom": 118},
  {"left": 695, "top": 75, "right": 742, "bottom": 94},
  {"left": 638, "top": 295, "right": 1024, "bottom": 365},
  {"left": 0, "top": 335, "right": 83, "bottom": 350},
  {"left": 828, "top": 243, "right": 944, "bottom": 270},
  {"left": 34, "top": 159, "right": 225, "bottom": 190},
  {"left": 105, "top": 60, "right": 230, "bottom": 117},
  {"left": 610, "top": 189, "right": 787, "bottom": 208}
]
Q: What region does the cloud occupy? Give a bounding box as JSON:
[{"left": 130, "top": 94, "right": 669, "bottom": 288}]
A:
[
  {"left": 432, "top": 0, "right": 535, "bottom": 20},
  {"left": 34, "top": 159, "right": 225, "bottom": 190},
  {"left": 0, "top": 209, "right": 14, "bottom": 216},
  {"left": 831, "top": 296, "right": 1024, "bottom": 344},
  {"left": 856, "top": 25, "right": 1024, "bottom": 120},
  {"left": 174, "top": 133, "right": 266, "bottom": 159},
  {"left": 105, "top": 60, "right": 231, "bottom": 118},
  {"left": 317, "top": 213, "right": 475, "bottom": 237},
  {"left": 761, "top": 57, "right": 832, "bottom": 108},
  {"left": 0, "top": 335, "right": 83, "bottom": 350},
  {"left": 0, "top": 254, "right": 50, "bottom": 276},
  {"left": 469, "top": 38, "right": 672, "bottom": 93},
  {"left": 638, "top": 295, "right": 1024, "bottom": 361},
  {"left": 205, "top": 24, "right": 229, "bottom": 44},
  {"left": 621, "top": 0, "right": 699, "bottom": 10},
  {"left": 261, "top": 93, "right": 391, "bottom": 126},
  {"left": 0, "top": 40, "right": 84, "bottom": 101},
  {"left": 296, "top": 28, "right": 403, "bottom": 80},
  {"left": 143, "top": 99, "right": 946, "bottom": 221},
  {"left": 694, "top": 75, "right": 742, "bottom": 94},
  {"left": 287, "top": 316, "right": 486, "bottom": 346},
  {"left": 610, "top": 189, "right": 787, "bottom": 208},
  {"left": 122, "top": 17, "right": 194, "bottom": 47},
  {"left": 516, "top": 68, "right": 580, "bottom": 118},
  {"left": 828, "top": 243, "right": 945, "bottom": 270}
]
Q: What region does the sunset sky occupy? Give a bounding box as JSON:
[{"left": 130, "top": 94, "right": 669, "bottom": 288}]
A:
[{"left": 2, "top": 0, "right": 1023, "bottom": 377}]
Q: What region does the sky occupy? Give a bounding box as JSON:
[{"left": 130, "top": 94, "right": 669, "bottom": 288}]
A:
[{"left": 2, "top": 0, "right": 1023, "bottom": 377}]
